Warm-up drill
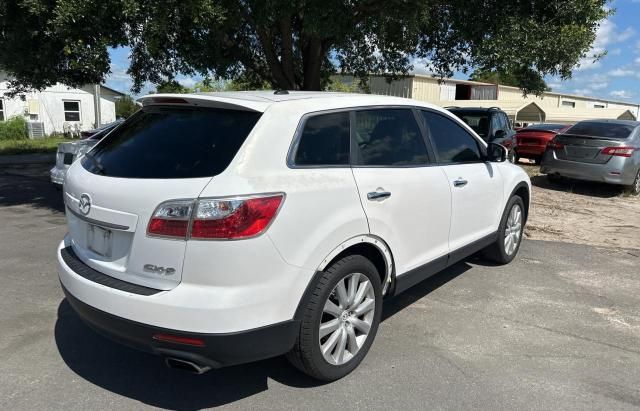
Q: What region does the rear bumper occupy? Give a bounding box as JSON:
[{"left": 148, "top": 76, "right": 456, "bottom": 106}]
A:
[
  {"left": 62, "top": 283, "right": 299, "bottom": 368},
  {"left": 515, "top": 145, "right": 545, "bottom": 157},
  {"left": 540, "top": 150, "right": 636, "bottom": 185}
]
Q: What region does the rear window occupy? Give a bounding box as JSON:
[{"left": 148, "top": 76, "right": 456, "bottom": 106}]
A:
[
  {"left": 82, "top": 106, "right": 261, "bottom": 178},
  {"left": 448, "top": 111, "right": 490, "bottom": 139},
  {"left": 565, "top": 121, "right": 636, "bottom": 139},
  {"left": 523, "top": 123, "right": 566, "bottom": 131}
]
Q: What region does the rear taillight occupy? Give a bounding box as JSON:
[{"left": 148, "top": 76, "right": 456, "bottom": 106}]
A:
[
  {"left": 147, "top": 194, "right": 284, "bottom": 240},
  {"left": 192, "top": 194, "right": 284, "bottom": 240},
  {"left": 547, "top": 139, "right": 564, "bottom": 149},
  {"left": 147, "top": 200, "right": 194, "bottom": 239},
  {"left": 601, "top": 146, "right": 636, "bottom": 157}
]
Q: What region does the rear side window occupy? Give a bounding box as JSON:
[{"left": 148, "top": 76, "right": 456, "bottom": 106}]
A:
[
  {"left": 82, "top": 107, "right": 261, "bottom": 178},
  {"left": 293, "top": 112, "right": 350, "bottom": 166},
  {"left": 354, "top": 109, "right": 429, "bottom": 166},
  {"left": 421, "top": 111, "right": 483, "bottom": 164}
]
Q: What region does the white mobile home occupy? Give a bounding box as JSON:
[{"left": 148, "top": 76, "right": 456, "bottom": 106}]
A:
[{"left": 0, "top": 72, "right": 124, "bottom": 137}]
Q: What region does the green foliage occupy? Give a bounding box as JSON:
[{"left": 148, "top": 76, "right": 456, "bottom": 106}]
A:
[
  {"left": 0, "top": 136, "right": 68, "bottom": 155},
  {"left": 0, "top": 116, "right": 28, "bottom": 141},
  {"left": 0, "top": 0, "right": 609, "bottom": 95},
  {"left": 115, "top": 95, "right": 139, "bottom": 119},
  {"left": 470, "top": 68, "right": 551, "bottom": 93},
  {"left": 325, "top": 78, "right": 362, "bottom": 93}
]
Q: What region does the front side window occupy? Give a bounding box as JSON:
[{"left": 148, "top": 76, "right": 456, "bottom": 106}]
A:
[
  {"left": 354, "top": 109, "right": 429, "bottom": 166},
  {"left": 82, "top": 106, "right": 261, "bottom": 179},
  {"left": 63, "top": 101, "right": 81, "bottom": 122},
  {"left": 421, "top": 111, "right": 483, "bottom": 164},
  {"left": 293, "top": 112, "right": 350, "bottom": 166}
]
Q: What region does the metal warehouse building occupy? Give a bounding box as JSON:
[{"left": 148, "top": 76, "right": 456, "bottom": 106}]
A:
[{"left": 337, "top": 74, "right": 639, "bottom": 125}]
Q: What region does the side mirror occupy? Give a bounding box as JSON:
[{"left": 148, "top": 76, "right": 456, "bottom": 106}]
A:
[{"left": 486, "top": 142, "right": 507, "bottom": 162}]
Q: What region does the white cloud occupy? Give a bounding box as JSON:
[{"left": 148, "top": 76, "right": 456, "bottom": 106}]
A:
[
  {"left": 609, "top": 67, "right": 635, "bottom": 77},
  {"left": 175, "top": 76, "right": 197, "bottom": 88},
  {"left": 575, "top": 20, "right": 636, "bottom": 71},
  {"left": 572, "top": 88, "right": 592, "bottom": 95},
  {"left": 610, "top": 90, "right": 634, "bottom": 99},
  {"left": 590, "top": 81, "right": 609, "bottom": 90},
  {"left": 609, "top": 48, "right": 622, "bottom": 56},
  {"left": 635, "top": 57, "right": 640, "bottom": 65}
]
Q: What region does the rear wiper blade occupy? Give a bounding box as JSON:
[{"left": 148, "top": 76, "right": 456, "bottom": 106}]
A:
[{"left": 84, "top": 152, "right": 107, "bottom": 175}]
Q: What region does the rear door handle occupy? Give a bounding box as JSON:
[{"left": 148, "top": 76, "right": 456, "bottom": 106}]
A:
[
  {"left": 453, "top": 178, "right": 468, "bottom": 187},
  {"left": 367, "top": 191, "right": 391, "bottom": 200}
]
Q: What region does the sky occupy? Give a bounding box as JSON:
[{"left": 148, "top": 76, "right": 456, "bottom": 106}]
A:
[{"left": 105, "top": 0, "right": 640, "bottom": 102}]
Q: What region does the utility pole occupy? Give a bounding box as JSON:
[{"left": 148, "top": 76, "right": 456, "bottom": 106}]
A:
[{"left": 93, "top": 84, "right": 102, "bottom": 128}]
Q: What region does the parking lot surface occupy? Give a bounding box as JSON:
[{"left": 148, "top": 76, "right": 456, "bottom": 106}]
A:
[{"left": 1, "top": 163, "right": 639, "bottom": 410}]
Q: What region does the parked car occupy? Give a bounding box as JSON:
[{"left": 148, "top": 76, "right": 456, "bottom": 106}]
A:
[
  {"left": 80, "top": 119, "right": 125, "bottom": 139},
  {"left": 447, "top": 107, "right": 518, "bottom": 162},
  {"left": 57, "top": 91, "right": 531, "bottom": 381},
  {"left": 541, "top": 119, "right": 640, "bottom": 194},
  {"left": 515, "top": 123, "right": 569, "bottom": 164},
  {"left": 50, "top": 120, "right": 123, "bottom": 187}
]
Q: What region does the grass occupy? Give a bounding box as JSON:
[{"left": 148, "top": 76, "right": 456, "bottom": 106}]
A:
[{"left": 0, "top": 137, "right": 70, "bottom": 156}]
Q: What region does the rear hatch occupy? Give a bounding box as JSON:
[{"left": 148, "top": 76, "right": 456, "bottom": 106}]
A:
[
  {"left": 517, "top": 130, "right": 554, "bottom": 146},
  {"left": 63, "top": 100, "right": 263, "bottom": 290}
]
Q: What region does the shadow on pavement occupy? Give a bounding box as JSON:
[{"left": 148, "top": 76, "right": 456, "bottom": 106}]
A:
[
  {"left": 0, "top": 163, "right": 64, "bottom": 212},
  {"left": 55, "top": 261, "right": 472, "bottom": 408},
  {"left": 529, "top": 174, "right": 624, "bottom": 199}
]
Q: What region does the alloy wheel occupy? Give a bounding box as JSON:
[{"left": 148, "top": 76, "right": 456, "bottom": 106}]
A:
[
  {"left": 504, "top": 203, "right": 523, "bottom": 255},
  {"left": 319, "top": 273, "right": 375, "bottom": 365}
]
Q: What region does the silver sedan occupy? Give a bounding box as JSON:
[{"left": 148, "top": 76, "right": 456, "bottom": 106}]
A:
[{"left": 541, "top": 119, "right": 640, "bottom": 195}]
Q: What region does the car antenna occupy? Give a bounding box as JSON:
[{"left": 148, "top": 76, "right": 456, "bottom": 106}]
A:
[{"left": 274, "top": 90, "right": 289, "bottom": 95}]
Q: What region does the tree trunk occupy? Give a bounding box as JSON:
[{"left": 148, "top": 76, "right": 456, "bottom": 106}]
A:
[{"left": 302, "top": 38, "right": 323, "bottom": 90}]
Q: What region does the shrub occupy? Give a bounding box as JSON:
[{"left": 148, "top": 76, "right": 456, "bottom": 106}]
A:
[{"left": 0, "top": 116, "right": 28, "bottom": 141}]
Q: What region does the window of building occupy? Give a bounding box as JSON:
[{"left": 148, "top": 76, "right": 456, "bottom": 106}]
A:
[
  {"left": 421, "top": 110, "right": 483, "bottom": 164},
  {"left": 353, "top": 109, "right": 429, "bottom": 166},
  {"left": 0, "top": 99, "right": 4, "bottom": 121},
  {"left": 63, "top": 101, "right": 81, "bottom": 122},
  {"left": 561, "top": 100, "right": 576, "bottom": 108},
  {"left": 594, "top": 104, "right": 605, "bottom": 109},
  {"left": 293, "top": 112, "right": 350, "bottom": 166}
]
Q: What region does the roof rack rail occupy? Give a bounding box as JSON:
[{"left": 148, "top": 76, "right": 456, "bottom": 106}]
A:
[
  {"left": 444, "top": 106, "right": 460, "bottom": 109},
  {"left": 274, "top": 90, "right": 289, "bottom": 95},
  {"left": 488, "top": 106, "right": 502, "bottom": 110}
]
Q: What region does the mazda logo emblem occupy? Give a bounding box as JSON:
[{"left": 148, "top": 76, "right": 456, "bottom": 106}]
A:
[{"left": 78, "top": 194, "right": 91, "bottom": 216}]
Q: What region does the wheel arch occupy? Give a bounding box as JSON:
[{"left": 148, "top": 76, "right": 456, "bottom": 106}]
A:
[
  {"left": 293, "top": 235, "right": 395, "bottom": 321},
  {"left": 509, "top": 181, "right": 530, "bottom": 223}
]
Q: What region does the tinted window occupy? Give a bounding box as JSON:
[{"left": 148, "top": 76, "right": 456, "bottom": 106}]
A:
[
  {"left": 82, "top": 106, "right": 261, "bottom": 178},
  {"left": 449, "top": 111, "right": 490, "bottom": 139},
  {"left": 294, "top": 112, "right": 349, "bottom": 166},
  {"left": 421, "top": 111, "right": 483, "bottom": 164},
  {"left": 354, "top": 109, "right": 429, "bottom": 166},
  {"left": 565, "top": 121, "right": 636, "bottom": 140}
]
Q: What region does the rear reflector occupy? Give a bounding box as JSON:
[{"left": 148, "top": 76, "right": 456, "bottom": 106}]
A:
[
  {"left": 152, "top": 333, "right": 206, "bottom": 347},
  {"left": 547, "top": 140, "right": 564, "bottom": 149},
  {"left": 601, "top": 146, "right": 636, "bottom": 157},
  {"left": 152, "top": 97, "right": 189, "bottom": 104}
]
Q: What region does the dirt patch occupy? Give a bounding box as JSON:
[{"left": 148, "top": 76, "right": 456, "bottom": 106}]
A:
[{"left": 519, "top": 163, "right": 640, "bottom": 251}]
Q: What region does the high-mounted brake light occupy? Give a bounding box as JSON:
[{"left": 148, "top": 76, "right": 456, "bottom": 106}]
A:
[
  {"left": 146, "top": 194, "right": 284, "bottom": 240},
  {"left": 601, "top": 146, "right": 636, "bottom": 157},
  {"left": 151, "top": 97, "right": 189, "bottom": 104}
]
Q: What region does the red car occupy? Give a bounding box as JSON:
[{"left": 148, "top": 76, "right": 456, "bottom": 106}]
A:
[{"left": 515, "top": 124, "right": 569, "bottom": 164}]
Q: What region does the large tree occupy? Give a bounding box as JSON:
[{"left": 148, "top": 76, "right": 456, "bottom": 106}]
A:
[{"left": 0, "top": 0, "right": 608, "bottom": 95}]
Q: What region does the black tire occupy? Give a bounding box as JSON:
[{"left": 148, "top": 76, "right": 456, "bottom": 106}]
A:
[
  {"left": 514, "top": 154, "right": 520, "bottom": 164},
  {"left": 625, "top": 169, "right": 640, "bottom": 196},
  {"left": 508, "top": 149, "right": 516, "bottom": 163},
  {"left": 286, "top": 254, "right": 383, "bottom": 381},
  {"left": 482, "top": 196, "right": 525, "bottom": 264},
  {"left": 533, "top": 157, "right": 542, "bottom": 165}
]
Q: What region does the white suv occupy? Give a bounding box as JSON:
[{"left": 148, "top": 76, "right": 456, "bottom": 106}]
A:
[{"left": 57, "top": 91, "right": 530, "bottom": 381}]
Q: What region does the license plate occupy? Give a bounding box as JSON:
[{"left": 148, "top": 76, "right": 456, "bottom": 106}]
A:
[{"left": 88, "top": 224, "right": 112, "bottom": 257}]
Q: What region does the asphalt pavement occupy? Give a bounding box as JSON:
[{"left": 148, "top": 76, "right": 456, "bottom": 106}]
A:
[{"left": 1, "top": 163, "right": 639, "bottom": 410}]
